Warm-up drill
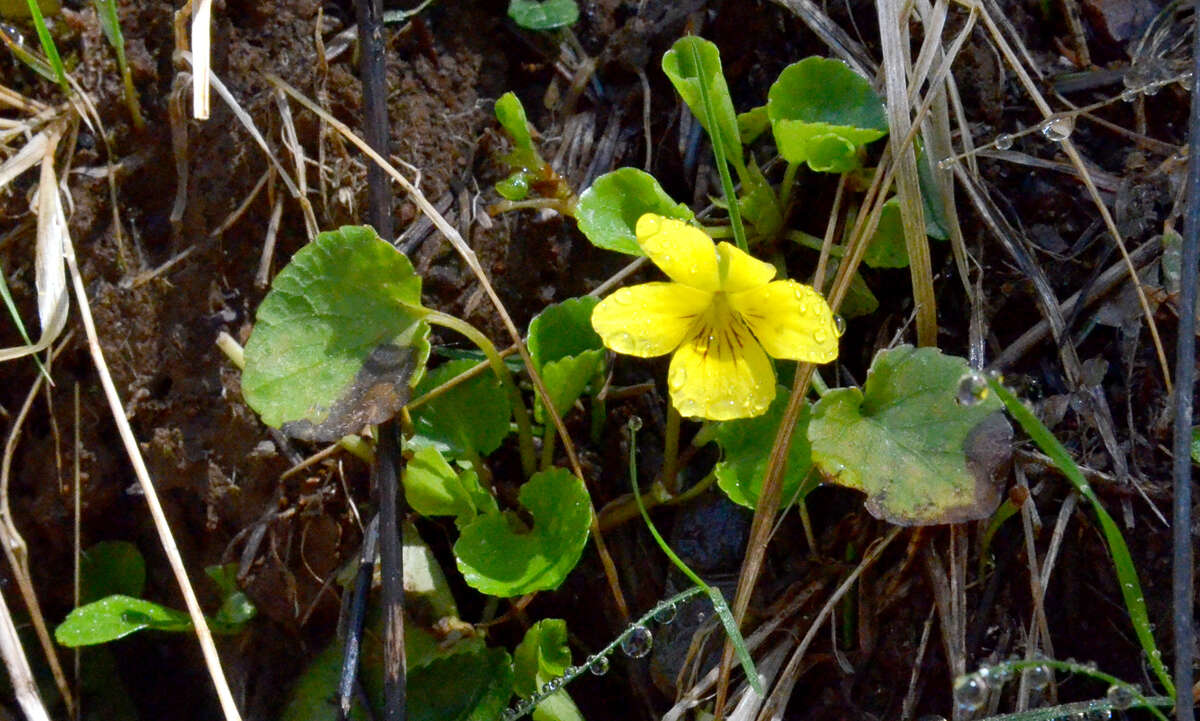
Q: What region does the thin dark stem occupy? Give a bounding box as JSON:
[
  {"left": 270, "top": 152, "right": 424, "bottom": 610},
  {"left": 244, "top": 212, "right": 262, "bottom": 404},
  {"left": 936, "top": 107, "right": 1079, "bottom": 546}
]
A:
[
  {"left": 357, "top": 0, "right": 393, "bottom": 240},
  {"left": 337, "top": 517, "right": 378, "bottom": 721},
  {"left": 1171, "top": 13, "right": 1199, "bottom": 721}
]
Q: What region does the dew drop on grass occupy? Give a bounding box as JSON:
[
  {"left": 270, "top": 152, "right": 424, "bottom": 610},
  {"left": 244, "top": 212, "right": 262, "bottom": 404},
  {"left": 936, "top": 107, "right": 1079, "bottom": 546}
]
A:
[
  {"left": 1091, "top": 709, "right": 1113, "bottom": 720},
  {"left": 991, "top": 663, "right": 1015, "bottom": 683},
  {"left": 937, "top": 158, "right": 953, "bottom": 170},
  {"left": 1121, "top": 87, "right": 1140, "bottom": 102},
  {"left": 993, "top": 133, "right": 1014, "bottom": 150},
  {"left": 587, "top": 654, "right": 610, "bottom": 675},
  {"left": 653, "top": 602, "right": 677, "bottom": 624},
  {"left": 956, "top": 370, "right": 988, "bottom": 405},
  {"left": 833, "top": 315, "right": 847, "bottom": 337},
  {"left": 1025, "top": 663, "right": 1052, "bottom": 690},
  {"left": 621, "top": 625, "right": 653, "bottom": 658},
  {"left": 1105, "top": 683, "right": 1136, "bottom": 710},
  {"left": 628, "top": 415, "right": 643, "bottom": 432},
  {"left": 953, "top": 672, "right": 988, "bottom": 711},
  {"left": 1040, "top": 115, "right": 1074, "bottom": 142}
]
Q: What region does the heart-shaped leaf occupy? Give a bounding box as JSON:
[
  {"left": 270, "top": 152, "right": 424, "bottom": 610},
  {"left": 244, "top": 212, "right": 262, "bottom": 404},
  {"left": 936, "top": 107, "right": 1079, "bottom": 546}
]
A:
[
  {"left": 808, "top": 346, "right": 1011, "bottom": 525},
  {"left": 528, "top": 297, "right": 605, "bottom": 421},
  {"left": 410, "top": 359, "right": 512, "bottom": 460},
  {"left": 454, "top": 468, "right": 590, "bottom": 597},
  {"left": 242, "top": 226, "right": 430, "bottom": 442},
  {"left": 513, "top": 619, "right": 583, "bottom": 721},
  {"left": 767, "top": 57, "right": 887, "bottom": 173},
  {"left": 575, "top": 168, "right": 694, "bottom": 255},
  {"left": 713, "top": 388, "right": 814, "bottom": 509},
  {"left": 404, "top": 446, "right": 498, "bottom": 526}
]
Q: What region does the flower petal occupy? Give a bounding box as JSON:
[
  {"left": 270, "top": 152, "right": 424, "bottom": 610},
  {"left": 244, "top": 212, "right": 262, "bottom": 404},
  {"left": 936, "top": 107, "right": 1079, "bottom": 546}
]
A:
[
  {"left": 729, "top": 280, "right": 839, "bottom": 363},
  {"left": 592, "top": 282, "right": 713, "bottom": 358},
  {"left": 667, "top": 314, "right": 775, "bottom": 420},
  {"left": 716, "top": 242, "right": 776, "bottom": 293},
  {"left": 636, "top": 214, "right": 720, "bottom": 291}
]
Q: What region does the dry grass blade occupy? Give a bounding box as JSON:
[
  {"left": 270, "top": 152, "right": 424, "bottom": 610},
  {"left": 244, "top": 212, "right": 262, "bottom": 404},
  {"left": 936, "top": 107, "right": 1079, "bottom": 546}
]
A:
[
  {"left": 62, "top": 231, "right": 243, "bottom": 721},
  {"left": 265, "top": 73, "right": 632, "bottom": 620},
  {"left": 191, "top": 0, "right": 212, "bottom": 119},
  {"left": 0, "top": 582, "right": 50, "bottom": 721},
  {"left": 769, "top": 0, "right": 876, "bottom": 76}
]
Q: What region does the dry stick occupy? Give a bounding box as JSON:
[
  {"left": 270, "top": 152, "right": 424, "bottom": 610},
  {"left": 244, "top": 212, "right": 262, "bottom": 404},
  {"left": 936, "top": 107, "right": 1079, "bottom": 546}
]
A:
[
  {"left": 266, "top": 75, "right": 631, "bottom": 621},
  {"left": 878, "top": 0, "right": 937, "bottom": 348},
  {"left": 72, "top": 381, "right": 81, "bottom": 719},
  {"left": 0, "top": 334, "right": 75, "bottom": 718},
  {"left": 63, "top": 233, "right": 243, "bottom": 721},
  {"left": 970, "top": 1, "right": 1173, "bottom": 393},
  {"left": 352, "top": 1, "right": 405, "bottom": 718},
  {"left": 1170, "top": 11, "right": 1200, "bottom": 721}
]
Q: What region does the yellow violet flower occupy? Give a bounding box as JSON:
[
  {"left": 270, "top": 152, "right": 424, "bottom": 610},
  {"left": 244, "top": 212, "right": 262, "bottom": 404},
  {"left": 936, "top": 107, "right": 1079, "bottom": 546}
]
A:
[{"left": 591, "top": 214, "right": 839, "bottom": 421}]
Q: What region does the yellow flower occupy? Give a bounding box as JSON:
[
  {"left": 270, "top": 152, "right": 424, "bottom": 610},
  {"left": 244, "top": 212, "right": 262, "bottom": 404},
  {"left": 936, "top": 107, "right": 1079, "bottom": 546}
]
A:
[{"left": 591, "top": 214, "right": 839, "bottom": 421}]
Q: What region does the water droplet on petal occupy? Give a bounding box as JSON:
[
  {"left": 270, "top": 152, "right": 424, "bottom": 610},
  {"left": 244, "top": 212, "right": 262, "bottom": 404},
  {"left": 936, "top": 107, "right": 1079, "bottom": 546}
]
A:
[
  {"left": 620, "top": 625, "right": 653, "bottom": 658},
  {"left": 1025, "top": 663, "right": 1052, "bottom": 691},
  {"left": 1040, "top": 115, "right": 1074, "bottom": 142},
  {"left": 612, "top": 332, "right": 634, "bottom": 352},
  {"left": 994, "top": 133, "right": 1014, "bottom": 150},
  {"left": 587, "top": 654, "right": 610, "bottom": 675},
  {"left": 956, "top": 370, "right": 988, "bottom": 406},
  {"left": 1106, "top": 683, "right": 1136, "bottom": 710},
  {"left": 653, "top": 602, "right": 677, "bottom": 624},
  {"left": 953, "top": 672, "right": 988, "bottom": 711},
  {"left": 668, "top": 366, "right": 687, "bottom": 392},
  {"left": 814, "top": 329, "right": 828, "bottom": 344},
  {"left": 833, "top": 315, "right": 846, "bottom": 337}
]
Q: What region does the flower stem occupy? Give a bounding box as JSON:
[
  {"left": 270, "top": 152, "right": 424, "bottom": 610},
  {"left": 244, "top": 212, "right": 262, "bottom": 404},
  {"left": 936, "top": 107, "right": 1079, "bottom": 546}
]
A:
[
  {"left": 661, "top": 406, "right": 682, "bottom": 494},
  {"left": 779, "top": 161, "right": 799, "bottom": 215},
  {"left": 422, "top": 310, "right": 537, "bottom": 477}
]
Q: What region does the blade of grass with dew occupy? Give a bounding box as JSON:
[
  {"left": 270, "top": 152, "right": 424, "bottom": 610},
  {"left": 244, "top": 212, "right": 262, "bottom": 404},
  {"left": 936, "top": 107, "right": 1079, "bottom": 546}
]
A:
[
  {"left": 0, "top": 25, "right": 56, "bottom": 81},
  {"left": 627, "top": 418, "right": 762, "bottom": 695},
  {"left": 988, "top": 378, "right": 1174, "bottom": 695},
  {"left": 91, "top": 0, "right": 144, "bottom": 130},
  {"left": 22, "top": 0, "right": 67, "bottom": 93}
]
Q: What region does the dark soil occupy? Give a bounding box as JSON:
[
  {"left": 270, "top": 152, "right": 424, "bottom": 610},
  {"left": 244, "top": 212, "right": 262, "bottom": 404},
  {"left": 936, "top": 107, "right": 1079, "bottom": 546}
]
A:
[{"left": 0, "top": 0, "right": 1195, "bottom": 720}]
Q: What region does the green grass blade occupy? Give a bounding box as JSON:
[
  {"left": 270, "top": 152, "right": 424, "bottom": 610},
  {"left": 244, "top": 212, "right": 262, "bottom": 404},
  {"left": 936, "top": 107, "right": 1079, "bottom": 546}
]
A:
[
  {"left": 988, "top": 378, "right": 1174, "bottom": 695},
  {"left": 92, "top": 0, "right": 144, "bottom": 129},
  {"left": 0, "top": 24, "right": 57, "bottom": 81},
  {"left": 0, "top": 261, "right": 50, "bottom": 380},
  {"left": 628, "top": 418, "right": 763, "bottom": 695},
  {"left": 23, "top": 0, "right": 68, "bottom": 93}
]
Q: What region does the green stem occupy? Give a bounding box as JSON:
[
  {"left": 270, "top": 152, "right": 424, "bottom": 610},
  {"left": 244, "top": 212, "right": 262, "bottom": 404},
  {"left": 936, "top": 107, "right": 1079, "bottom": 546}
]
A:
[
  {"left": 539, "top": 423, "right": 556, "bottom": 471},
  {"left": 687, "top": 40, "right": 747, "bottom": 254},
  {"left": 779, "top": 161, "right": 800, "bottom": 214},
  {"left": 24, "top": 0, "right": 68, "bottom": 93},
  {"left": 810, "top": 370, "right": 830, "bottom": 397},
  {"left": 423, "top": 310, "right": 537, "bottom": 477},
  {"left": 787, "top": 230, "right": 846, "bottom": 257}
]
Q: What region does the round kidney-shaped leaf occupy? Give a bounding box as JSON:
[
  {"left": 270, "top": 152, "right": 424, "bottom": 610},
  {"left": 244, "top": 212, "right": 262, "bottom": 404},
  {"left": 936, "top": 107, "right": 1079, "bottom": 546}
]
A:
[
  {"left": 808, "top": 345, "right": 1011, "bottom": 525},
  {"left": 576, "top": 168, "right": 694, "bottom": 255},
  {"left": 409, "top": 359, "right": 512, "bottom": 460},
  {"left": 454, "top": 468, "right": 591, "bottom": 597},
  {"left": 242, "top": 226, "right": 430, "bottom": 442},
  {"left": 768, "top": 57, "right": 887, "bottom": 172}
]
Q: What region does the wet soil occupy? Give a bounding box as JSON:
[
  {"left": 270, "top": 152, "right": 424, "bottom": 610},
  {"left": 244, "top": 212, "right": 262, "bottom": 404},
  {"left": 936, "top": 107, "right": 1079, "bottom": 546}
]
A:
[{"left": 0, "top": 0, "right": 1195, "bottom": 719}]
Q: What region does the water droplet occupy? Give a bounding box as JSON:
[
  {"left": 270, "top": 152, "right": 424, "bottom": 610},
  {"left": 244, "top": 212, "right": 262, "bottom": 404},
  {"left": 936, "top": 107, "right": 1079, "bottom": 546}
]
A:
[
  {"left": 653, "top": 603, "right": 677, "bottom": 624},
  {"left": 611, "top": 291, "right": 632, "bottom": 305},
  {"left": 833, "top": 315, "right": 847, "bottom": 337},
  {"left": 628, "top": 415, "right": 643, "bottom": 432},
  {"left": 612, "top": 332, "right": 634, "bottom": 352},
  {"left": 937, "top": 158, "right": 953, "bottom": 170},
  {"left": 1040, "top": 115, "right": 1074, "bottom": 142},
  {"left": 587, "top": 654, "right": 610, "bottom": 675},
  {"left": 501, "top": 710, "right": 516, "bottom": 721},
  {"left": 814, "top": 329, "right": 828, "bottom": 344},
  {"left": 668, "top": 366, "right": 687, "bottom": 392},
  {"left": 953, "top": 672, "right": 988, "bottom": 711},
  {"left": 1106, "top": 683, "right": 1136, "bottom": 709},
  {"left": 994, "top": 133, "right": 1014, "bottom": 150},
  {"left": 1121, "top": 87, "right": 1140, "bottom": 102},
  {"left": 1025, "top": 663, "right": 1052, "bottom": 690},
  {"left": 956, "top": 370, "right": 988, "bottom": 405},
  {"left": 991, "top": 664, "right": 1015, "bottom": 683},
  {"left": 542, "top": 678, "right": 563, "bottom": 694},
  {"left": 620, "top": 625, "right": 653, "bottom": 658},
  {"left": 676, "top": 399, "right": 699, "bottom": 417},
  {"left": 1091, "top": 709, "right": 1113, "bottom": 720},
  {"left": 1142, "top": 82, "right": 1161, "bottom": 96}
]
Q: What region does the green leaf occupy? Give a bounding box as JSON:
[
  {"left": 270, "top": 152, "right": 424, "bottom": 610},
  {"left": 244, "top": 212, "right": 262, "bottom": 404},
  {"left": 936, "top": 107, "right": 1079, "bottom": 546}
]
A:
[
  {"left": 714, "top": 389, "right": 813, "bottom": 509},
  {"left": 404, "top": 446, "right": 498, "bottom": 526},
  {"left": 662, "top": 37, "right": 744, "bottom": 175},
  {"left": 1192, "top": 427, "right": 1200, "bottom": 465},
  {"left": 737, "top": 105, "right": 769, "bottom": 145},
  {"left": 494, "top": 92, "right": 554, "bottom": 201},
  {"left": 506, "top": 0, "right": 578, "bottom": 30},
  {"left": 403, "top": 521, "right": 465, "bottom": 623},
  {"left": 917, "top": 144, "right": 950, "bottom": 240},
  {"left": 205, "top": 564, "right": 256, "bottom": 632},
  {"left": 841, "top": 270, "right": 880, "bottom": 318},
  {"left": 863, "top": 198, "right": 911, "bottom": 269},
  {"left": 81, "top": 541, "right": 145, "bottom": 603},
  {"left": 242, "top": 226, "right": 431, "bottom": 442},
  {"left": 808, "top": 346, "right": 1011, "bottom": 525},
  {"left": 514, "top": 620, "right": 583, "bottom": 721},
  {"left": 410, "top": 648, "right": 514, "bottom": 721},
  {"left": 767, "top": 57, "right": 887, "bottom": 173},
  {"left": 454, "top": 468, "right": 591, "bottom": 596},
  {"left": 528, "top": 297, "right": 605, "bottom": 421},
  {"left": 575, "top": 168, "right": 694, "bottom": 255},
  {"left": 55, "top": 595, "right": 192, "bottom": 647},
  {"left": 496, "top": 92, "right": 536, "bottom": 156},
  {"left": 410, "top": 359, "right": 512, "bottom": 460},
  {"left": 737, "top": 157, "right": 783, "bottom": 239}
]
